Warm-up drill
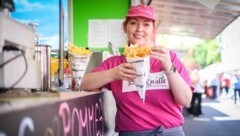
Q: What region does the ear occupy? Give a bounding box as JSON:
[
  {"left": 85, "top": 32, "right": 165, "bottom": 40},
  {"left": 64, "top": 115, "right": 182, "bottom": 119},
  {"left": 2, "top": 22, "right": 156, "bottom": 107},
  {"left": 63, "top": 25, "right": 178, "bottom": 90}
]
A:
[
  {"left": 151, "top": 27, "right": 157, "bottom": 42},
  {"left": 151, "top": 22, "right": 157, "bottom": 42}
]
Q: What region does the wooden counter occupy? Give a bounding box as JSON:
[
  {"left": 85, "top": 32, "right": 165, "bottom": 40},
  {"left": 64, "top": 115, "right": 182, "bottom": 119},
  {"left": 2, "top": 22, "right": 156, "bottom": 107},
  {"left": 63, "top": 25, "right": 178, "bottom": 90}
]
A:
[{"left": 0, "top": 90, "right": 116, "bottom": 136}]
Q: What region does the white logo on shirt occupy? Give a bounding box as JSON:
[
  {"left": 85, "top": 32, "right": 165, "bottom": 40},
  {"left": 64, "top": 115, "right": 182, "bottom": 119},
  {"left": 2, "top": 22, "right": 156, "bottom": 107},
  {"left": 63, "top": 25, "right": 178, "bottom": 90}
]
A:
[{"left": 122, "top": 72, "right": 170, "bottom": 92}]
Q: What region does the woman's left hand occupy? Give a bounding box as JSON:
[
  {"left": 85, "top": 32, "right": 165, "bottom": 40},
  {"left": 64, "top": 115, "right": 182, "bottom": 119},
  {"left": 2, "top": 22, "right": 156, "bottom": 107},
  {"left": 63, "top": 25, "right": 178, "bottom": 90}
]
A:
[
  {"left": 151, "top": 46, "right": 172, "bottom": 71},
  {"left": 151, "top": 46, "right": 193, "bottom": 107}
]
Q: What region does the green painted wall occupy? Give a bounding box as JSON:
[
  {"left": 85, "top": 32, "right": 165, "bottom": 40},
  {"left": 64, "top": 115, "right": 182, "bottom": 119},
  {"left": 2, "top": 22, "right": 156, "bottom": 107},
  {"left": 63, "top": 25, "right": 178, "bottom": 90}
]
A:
[{"left": 73, "top": 0, "right": 130, "bottom": 52}]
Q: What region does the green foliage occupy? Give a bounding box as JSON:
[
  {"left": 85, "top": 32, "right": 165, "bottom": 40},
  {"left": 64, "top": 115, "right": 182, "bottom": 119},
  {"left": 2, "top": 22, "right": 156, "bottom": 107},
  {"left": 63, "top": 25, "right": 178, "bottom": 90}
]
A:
[{"left": 192, "top": 39, "right": 221, "bottom": 68}]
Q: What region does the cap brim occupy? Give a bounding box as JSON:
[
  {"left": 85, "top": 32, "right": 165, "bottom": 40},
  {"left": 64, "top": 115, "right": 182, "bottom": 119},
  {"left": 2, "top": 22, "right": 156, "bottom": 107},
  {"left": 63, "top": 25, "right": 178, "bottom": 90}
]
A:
[{"left": 126, "top": 14, "right": 156, "bottom": 21}]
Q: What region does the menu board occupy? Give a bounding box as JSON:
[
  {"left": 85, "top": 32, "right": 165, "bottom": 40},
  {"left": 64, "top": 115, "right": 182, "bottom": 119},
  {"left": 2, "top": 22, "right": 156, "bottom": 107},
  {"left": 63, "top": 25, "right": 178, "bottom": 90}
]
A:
[{"left": 88, "top": 19, "right": 127, "bottom": 48}]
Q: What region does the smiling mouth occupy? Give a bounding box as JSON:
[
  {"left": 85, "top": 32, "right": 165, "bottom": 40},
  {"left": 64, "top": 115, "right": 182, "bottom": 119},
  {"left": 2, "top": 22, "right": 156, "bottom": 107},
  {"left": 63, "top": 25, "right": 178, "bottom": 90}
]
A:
[{"left": 134, "top": 34, "right": 144, "bottom": 39}]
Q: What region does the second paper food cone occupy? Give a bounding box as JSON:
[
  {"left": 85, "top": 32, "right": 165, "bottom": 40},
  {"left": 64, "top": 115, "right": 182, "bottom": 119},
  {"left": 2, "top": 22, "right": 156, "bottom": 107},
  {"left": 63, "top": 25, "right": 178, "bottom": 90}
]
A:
[
  {"left": 69, "top": 54, "right": 91, "bottom": 90},
  {"left": 68, "top": 43, "right": 92, "bottom": 91}
]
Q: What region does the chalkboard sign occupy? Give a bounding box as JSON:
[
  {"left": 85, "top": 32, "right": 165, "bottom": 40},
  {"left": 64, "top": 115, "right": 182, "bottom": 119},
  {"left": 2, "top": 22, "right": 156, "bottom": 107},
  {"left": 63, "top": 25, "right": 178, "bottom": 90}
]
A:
[{"left": 0, "top": 93, "right": 108, "bottom": 136}]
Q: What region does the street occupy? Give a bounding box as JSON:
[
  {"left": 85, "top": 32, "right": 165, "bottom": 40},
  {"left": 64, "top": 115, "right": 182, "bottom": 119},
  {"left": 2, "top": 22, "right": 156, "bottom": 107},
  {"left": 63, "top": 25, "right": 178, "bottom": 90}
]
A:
[{"left": 183, "top": 95, "right": 240, "bottom": 136}]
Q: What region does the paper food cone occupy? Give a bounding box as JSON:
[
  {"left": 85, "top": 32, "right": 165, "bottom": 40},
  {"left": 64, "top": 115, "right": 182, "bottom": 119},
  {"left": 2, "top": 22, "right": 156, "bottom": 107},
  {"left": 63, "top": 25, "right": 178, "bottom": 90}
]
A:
[
  {"left": 127, "top": 56, "right": 150, "bottom": 102},
  {"left": 69, "top": 54, "right": 91, "bottom": 91}
]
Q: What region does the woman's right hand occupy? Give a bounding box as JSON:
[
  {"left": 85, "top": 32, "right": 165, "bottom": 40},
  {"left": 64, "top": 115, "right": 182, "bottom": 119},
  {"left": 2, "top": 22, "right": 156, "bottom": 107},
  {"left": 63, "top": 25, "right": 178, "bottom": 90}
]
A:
[{"left": 112, "top": 63, "right": 137, "bottom": 82}]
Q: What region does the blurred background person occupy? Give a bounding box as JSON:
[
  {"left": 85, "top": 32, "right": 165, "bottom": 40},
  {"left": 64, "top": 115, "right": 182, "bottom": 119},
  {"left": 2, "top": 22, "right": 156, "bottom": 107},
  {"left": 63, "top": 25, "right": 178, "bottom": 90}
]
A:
[
  {"left": 187, "top": 70, "right": 205, "bottom": 116},
  {"left": 232, "top": 71, "right": 240, "bottom": 104},
  {"left": 203, "top": 79, "right": 212, "bottom": 99},
  {"left": 209, "top": 74, "right": 220, "bottom": 100},
  {"left": 219, "top": 72, "right": 231, "bottom": 98}
]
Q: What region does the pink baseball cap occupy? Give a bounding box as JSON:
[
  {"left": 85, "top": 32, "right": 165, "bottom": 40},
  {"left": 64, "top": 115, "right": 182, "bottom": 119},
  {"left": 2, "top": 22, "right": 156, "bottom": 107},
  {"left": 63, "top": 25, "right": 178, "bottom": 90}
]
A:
[{"left": 126, "top": 4, "right": 156, "bottom": 21}]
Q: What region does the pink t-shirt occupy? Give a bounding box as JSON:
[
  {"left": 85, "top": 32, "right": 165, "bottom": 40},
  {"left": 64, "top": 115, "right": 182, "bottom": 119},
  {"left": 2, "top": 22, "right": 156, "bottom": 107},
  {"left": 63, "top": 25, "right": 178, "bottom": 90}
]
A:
[{"left": 91, "top": 51, "right": 194, "bottom": 132}]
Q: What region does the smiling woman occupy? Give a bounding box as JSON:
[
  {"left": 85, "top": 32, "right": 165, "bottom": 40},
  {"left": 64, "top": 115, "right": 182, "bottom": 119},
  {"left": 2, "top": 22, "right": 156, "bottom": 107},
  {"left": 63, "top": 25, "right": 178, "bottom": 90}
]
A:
[{"left": 11, "top": 0, "right": 68, "bottom": 49}]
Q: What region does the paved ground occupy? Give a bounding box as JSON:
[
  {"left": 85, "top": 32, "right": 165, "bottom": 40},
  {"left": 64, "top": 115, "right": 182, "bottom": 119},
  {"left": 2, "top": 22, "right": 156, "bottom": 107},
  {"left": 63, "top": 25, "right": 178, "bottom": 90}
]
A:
[{"left": 183, "top": 94, "right": 240, "bottom": 136}]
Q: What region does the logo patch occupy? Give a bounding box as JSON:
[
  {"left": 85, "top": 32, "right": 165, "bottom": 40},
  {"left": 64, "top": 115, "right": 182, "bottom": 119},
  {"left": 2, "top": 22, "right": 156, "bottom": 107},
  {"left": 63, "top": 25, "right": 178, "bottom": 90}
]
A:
[{"left": 122, "top": 72, "right": 170, "bottom": 92}]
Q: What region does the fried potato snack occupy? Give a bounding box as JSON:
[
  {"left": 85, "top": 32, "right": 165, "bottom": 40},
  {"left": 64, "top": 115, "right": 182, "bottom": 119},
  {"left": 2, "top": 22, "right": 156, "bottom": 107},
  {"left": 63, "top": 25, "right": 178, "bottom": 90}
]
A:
[
  {"left": 68, "top": 43, "right": 92, "bottom": 55},
  {"left": 123, "top": 44, "right": 151, "bottom": 58}
]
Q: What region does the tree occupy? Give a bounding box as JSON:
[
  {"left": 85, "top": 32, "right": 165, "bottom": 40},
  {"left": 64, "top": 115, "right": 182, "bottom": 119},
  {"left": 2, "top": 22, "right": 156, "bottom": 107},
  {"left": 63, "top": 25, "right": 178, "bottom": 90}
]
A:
[{"left": 192, "top": 39, "right": 221, "bottom": 68}]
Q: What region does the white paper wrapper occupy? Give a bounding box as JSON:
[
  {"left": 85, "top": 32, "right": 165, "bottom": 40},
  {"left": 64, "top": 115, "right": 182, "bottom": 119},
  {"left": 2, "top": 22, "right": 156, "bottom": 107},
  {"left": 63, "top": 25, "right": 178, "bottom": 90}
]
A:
[
  {"left": 127, "top": 56, "right": 150, "bottom": 102},
  {"left": 69, "top": 53, "right": 91, "bottom": 91}
]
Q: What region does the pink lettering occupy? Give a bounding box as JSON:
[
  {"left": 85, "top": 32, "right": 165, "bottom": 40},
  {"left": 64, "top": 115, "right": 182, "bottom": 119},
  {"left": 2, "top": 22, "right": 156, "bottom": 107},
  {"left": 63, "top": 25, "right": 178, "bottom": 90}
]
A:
[
  {"left": 59, "top": 98, "right": 104, "bottom": 136},
  {"left": 71, "top": 108, "right": 80, "bottom": 136},
  {"left": 59, "top": 102, "right": 71, "bottom": 136}
]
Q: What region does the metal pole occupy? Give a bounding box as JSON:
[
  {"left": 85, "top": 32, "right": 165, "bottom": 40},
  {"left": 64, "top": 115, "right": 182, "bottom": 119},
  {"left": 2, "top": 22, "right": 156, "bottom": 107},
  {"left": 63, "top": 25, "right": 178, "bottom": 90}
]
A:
[{"left": 58, "top": 0, "right": 64, "bottom": 87}]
